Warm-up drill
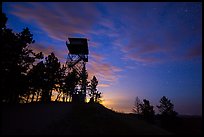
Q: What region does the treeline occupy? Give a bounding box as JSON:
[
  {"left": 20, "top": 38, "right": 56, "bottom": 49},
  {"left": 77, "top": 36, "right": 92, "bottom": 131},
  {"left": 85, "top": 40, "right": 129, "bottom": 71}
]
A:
[
  {"left": 133, "top": 96, "right": 180, "bottom": 129},
  {"left": 1, "top": 13, "right": 101, "bottom": 104}
]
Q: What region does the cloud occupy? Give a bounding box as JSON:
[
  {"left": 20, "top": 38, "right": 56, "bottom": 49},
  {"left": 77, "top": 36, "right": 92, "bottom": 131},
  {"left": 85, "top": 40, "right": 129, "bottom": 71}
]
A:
[
  {"left": 87, "top": 60, "right": 122, "bottom": 83},
  {"left": 10, "top": 2, "right": 101, "bottom": 41},
  {"left": 30, "top": 43, "right": 55, "bottom": 57},
  {"left": 103, "top": 2, "right": 202, "bottom": 64},
  {"left": 126, "top": 54, "right": 162, "bottom": 63},
  {"left": 89, "top": 52, "right": 105, "bottom": 61},
  {"left": 100, "top": 19, "right": 115, "bottom": 29},
  {"left": 8, "top": 2, "right": 202, "bottom": 65},
  {"left": 119, "top": 35, "right": 173, "bottom": 64},
  {"left": 88, "top": 41, "right": 100, "bottom": 48},
  {"left": 184, "top": 45, "right": 202, "bottom": 60},
  {"left": 98, "top": 83, "right": 110, "bottom": 88},
  {"left": 30, "top": 42, "right": 67, "bottom": 63},
  {"left": 87, "top": 47, "right": 123, "bottom": 84}
]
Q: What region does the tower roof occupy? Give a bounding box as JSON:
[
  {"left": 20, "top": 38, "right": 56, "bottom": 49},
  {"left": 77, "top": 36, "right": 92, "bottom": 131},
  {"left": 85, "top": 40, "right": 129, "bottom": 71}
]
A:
[{"left": 66, "top": 38, "right": 89, "bottom": 55}]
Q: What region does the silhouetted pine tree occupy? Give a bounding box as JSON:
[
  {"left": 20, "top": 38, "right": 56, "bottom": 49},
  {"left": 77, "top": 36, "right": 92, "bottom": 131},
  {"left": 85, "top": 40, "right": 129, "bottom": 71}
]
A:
[
  {"left": 63, "top": 69, "right": 79, "bottom": 102},
  {"left": 1, "top": 13, "right": 43, "bottom": 103},
  {"left": 133, "top": 96, "right": 141, "bottom": 114},
  {"left": 55, "top": 64, "right": 67, "bottom": 102},
  {"left": 41, "top": 53, "right": 61, "bottom": 103},
  {"left": 157, "top": 96, "right": 178, "bottom": 116},
  {"left": 157, "top": 96, "right": 178, "bottom": 127},
  {"left": 27, "top": 61, "right": 45, "bottom": 102},
  {"left": 139, "top": 99, "right": 155, "bottom": 123},
  {"left": 88, "top": 76, "right": 101, "bottom": 103}
]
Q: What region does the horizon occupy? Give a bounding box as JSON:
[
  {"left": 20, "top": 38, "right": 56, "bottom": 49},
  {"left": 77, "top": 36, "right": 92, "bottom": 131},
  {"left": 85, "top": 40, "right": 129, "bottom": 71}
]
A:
[{"left": 2, "top": 2, "right": 202, "bottom": 116}]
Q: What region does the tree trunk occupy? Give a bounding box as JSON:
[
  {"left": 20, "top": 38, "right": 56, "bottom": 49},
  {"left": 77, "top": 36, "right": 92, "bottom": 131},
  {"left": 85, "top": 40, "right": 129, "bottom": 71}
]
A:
[
  {"left": 31, "top": 92, "right": 35, "bottom": 102},
  {"left": 66, "top": 91, "right": 69, "bottom": 102},
  {"left": 55, "top": 92, "right": 61, "bottom": 101},
  {"left": 67, "top": 95, "right": 70, "bottom": 102},
  {"left": 48, "top": 90, "right": 52, "bottom": 102},
  {"left": 36, "top": 91, "right": 39, "bottom": 102},
  {"left": 26, "top": 94, "right": 29, "bottom": 103}
]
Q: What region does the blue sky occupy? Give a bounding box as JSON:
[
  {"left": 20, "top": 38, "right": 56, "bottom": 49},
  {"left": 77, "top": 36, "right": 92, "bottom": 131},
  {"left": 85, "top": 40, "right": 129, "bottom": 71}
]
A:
[{"left": 2, "top": 2, "right": 202, "bottom": 115}]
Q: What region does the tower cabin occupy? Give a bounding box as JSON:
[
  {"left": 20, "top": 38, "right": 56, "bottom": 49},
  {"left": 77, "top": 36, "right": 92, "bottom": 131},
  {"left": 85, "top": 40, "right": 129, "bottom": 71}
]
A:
[{"left": 66, "top": 38, "right": 89, "bottom": 62}]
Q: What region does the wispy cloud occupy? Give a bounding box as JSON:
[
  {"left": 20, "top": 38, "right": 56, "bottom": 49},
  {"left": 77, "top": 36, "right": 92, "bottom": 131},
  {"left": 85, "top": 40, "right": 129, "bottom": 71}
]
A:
[
  {"left": 98, "top": 83, "right": 110, "bottom": 88},
  {"left": 89, "top": 52, "right": 105, "bottom": 61},
  {"left": 10, "top": 2, "right": 101, "bottom": 41},
  {"left": 30, "top": 43, "right": 55, "bottom": 57},
  {"left": 30, "top": 42, "right": 67, "bottom": 63},
  {"left": 106, "top": 2, "right": 202, "bottom": 64},
  {"left": 7, "top": 2, "right": 201, "bottom": 82},
  {"left": 87, "top": 59, "right": 122, "bottom": 83},
  {"left": 184, "top": 44, "right": 202, "bottom": 60}
]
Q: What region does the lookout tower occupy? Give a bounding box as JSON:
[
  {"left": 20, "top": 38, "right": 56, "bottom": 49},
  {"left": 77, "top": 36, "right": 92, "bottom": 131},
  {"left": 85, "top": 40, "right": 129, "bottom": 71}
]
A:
[{"left": 66, "top": 38, "right": 89, "bottom": 103}]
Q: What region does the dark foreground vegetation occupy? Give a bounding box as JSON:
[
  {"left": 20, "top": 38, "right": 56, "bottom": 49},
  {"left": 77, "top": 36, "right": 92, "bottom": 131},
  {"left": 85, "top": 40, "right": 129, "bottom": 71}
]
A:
[{"left": 132, "top": 96, "right": 202, "bottom": 135}]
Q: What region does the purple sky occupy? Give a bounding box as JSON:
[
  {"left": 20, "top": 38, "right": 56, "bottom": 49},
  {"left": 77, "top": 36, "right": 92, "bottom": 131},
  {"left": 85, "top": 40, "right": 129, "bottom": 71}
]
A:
[{"left": 2, "top": 2, "right": 202, "bottom": 115}]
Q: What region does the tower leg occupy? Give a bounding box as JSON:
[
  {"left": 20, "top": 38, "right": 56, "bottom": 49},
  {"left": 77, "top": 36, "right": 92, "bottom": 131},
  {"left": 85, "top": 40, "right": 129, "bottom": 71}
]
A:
[{"left": 81, "top": 61, "right": 86, "bottom": 102}]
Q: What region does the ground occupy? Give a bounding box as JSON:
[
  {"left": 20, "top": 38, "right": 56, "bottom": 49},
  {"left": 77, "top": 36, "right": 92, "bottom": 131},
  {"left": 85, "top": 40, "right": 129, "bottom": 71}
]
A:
[{"left": 1, "top": 102, "right": 196, "bottom": 135}]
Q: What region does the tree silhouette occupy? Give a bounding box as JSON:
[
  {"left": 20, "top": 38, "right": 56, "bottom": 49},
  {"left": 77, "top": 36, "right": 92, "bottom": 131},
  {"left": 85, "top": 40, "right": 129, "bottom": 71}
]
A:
[
  {"left": 157, "top": 96, "right": 178, "bottom": 127},
  {"left": 41, "top": 53, "right": 61, "bottom": 103},
  {"left": 77, "top": 67, "right": 89, "bottom": 100},
  {"left": 139, "top": 99, "right": 155, "bottom": 122},
  {"left": 133, "top": 96, "right": 141, "bottom": 114},
  {"left": 27, "top": 61, "right": 45, "bottom": 102},
  {"left": 1, "top": 13, "right": 43, "bottom": 103},
  {"left": 63, "top": 69, "right": 79, "bottom": 102},
  {"left": 55, "top": 64, "right": 67, "bottom": 102},
  {"left": 95, "top": 91, "right": 102, "bottom": 103},
  {"left": 157, "top": 96, "right": 178, "bottom": 116},
  {"left": 88, "top": 76, "right": 101, "bottom": 103},
  {"left": 89, "top": 76, "right": 98, "bottom": 103},
  {"left": 1, "top": 13, "right": 7, "bottom": 28}
]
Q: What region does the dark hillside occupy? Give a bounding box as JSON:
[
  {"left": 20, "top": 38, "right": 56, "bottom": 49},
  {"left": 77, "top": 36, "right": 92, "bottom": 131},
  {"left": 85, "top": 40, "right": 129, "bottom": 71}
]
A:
[{"left": 1, "top": 102, "right": 171, "bottom": 135}]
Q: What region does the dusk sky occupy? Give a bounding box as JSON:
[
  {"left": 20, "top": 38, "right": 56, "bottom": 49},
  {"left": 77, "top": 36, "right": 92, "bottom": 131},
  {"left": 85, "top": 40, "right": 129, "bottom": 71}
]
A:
[{"left": 2, "top": 2, "right": 202, "bottom": 115}]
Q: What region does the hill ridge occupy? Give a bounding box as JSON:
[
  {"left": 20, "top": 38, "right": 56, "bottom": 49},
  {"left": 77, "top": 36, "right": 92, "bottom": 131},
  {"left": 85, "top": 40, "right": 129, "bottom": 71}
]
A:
[{"left": 1, "top": 102, "right": 171, "bottom": 135}]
